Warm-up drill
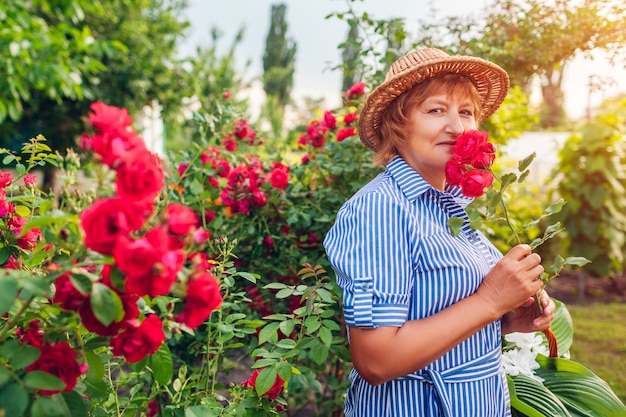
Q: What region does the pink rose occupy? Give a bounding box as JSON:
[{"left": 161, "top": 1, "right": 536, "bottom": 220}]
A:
[
  {"left": 343, "top": 112, "right": 358, "bottom": 125},
  {"left": 90, "top": 127, "right": 146, "bottom": 168},
  {"left": 53, "top": 273, "right": 89, "bottom": 311},
  {"left": 323, "top": 111, "right": 337, "bottom": 130},
  {"left": 345, "top": 81, "right": 366, "bottom": 99},
  {"left": 110, "top": 315, "right": 165, "bottom": 363}
]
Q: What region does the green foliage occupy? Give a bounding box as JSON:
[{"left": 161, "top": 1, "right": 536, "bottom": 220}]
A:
[{"left": 553, "top": 98, "right": 626, "bottom": 277}]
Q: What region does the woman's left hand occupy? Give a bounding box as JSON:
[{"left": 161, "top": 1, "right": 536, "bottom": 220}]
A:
[{"left": 501, "top": 290, "right": 555, "bottom": 334}]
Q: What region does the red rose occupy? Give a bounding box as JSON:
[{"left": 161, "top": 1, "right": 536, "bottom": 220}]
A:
[
  {"left": 124, "top": 247, "right": 185, "bottom": 297},
  {"left": 453, "top": 130, "right": 489, "bottom": 163},
  {"left": 460, "top": 169, "right": 494, "bottom": 198},
  {"left": 53, "top": 273, "right": 89, "bottom": 311},
  {"left": 269, "top": 163, "right": 289, "bottom": 189},
  {"left": 80, "top": 197, "right": 147, "bottom": 255},
  {"left": 114, "top": 227, "right": 171, "bottom": 278},
  {"left": 444, "top": 160, "right": 464, "bottom": 186},
  {"left": 345, "top": 81, "right": 366, "bottom": 98},
  {"left": 175, "top": 271, "right": 222, "bottom": 329},
  {"left": 79, "top": 291, "right": 139, "bottom": 336},
  {"left": 90, "top": 127, "right": 146, "bottom": 168},
  {"left": 26, "top": 341, "right": 87, "bottom": 395},
  {"left": 323, "top": 111, "right": 337, "bottom": 130},
  {"left": 17, "top": 227, "right": 43, "bottom": 249},
  {"left": 110, "top": 315, "right": 165, "bottom": 363},
  {"left": 166, "top": 203, "right": 198, "bottom": 236},
  {"left": 242, "top": 368, "right": 285, "bottom": 400},
  {"left": 337, "top": 127, "right": 356, "bottom": 142},
  {"left": 222, "top": 136, "right": 237, "bottom": 152},
  {"left": 116, "top": 148, "right": 165, "bottom": 202},
  {"left": 343, "top": 112, "right": 358, "bottom": 125},
  {"left": 89, "top": 102, "right": 133, "bottom": 133}
]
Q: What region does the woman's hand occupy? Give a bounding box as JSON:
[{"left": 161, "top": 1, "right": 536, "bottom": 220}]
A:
[
  {"left": 502, "top": 290, "right": 555, "bottom": 334},
  {"left": 475, "top": 244, "right": 545, "bottom": 319}
]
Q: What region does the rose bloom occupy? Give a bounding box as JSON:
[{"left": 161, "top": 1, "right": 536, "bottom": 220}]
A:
[
  {"left": 444, "top": 159, "right": 465, "bottom": 187},
  {"left": 90, "top": 126, "right": 146, "bottom": 168},
  {"left": 166, "top": 203, "right": 198, "bottom": 236},
  {"left": 323, "top": 111, "right": 337, "bottom": 130},
  {"left": 89, "top": 101, "right": 133, "bottom": 132},
  {"left": 17, "top": 227, "right": 42, "bottom": 249},
  {"left": 242, "top": 368, "right": 285, "bottom": 400},
  {"left": 343, "top": 112, "right": 358, "bottom": 125},
  {"left": 23, "top": 173, "right": 37, "bottom": 187},
  {"left": 116, "top": 148, "right": 165, "bottom": 202},
  {"left": 114, "top": 227, "right": 184, "bottom": 297},
  {"left": 459, "top": 169, "right": 494, "bottom": 198},
  {"left": 471, "top": 142, "right": 497, "bottom": 169},
  {"left": 110, "top": 315, "right": 166, "bottom": 363},
  {"left": 26, "top": 341, "right": 87, "bottom": 396},
  {"left": 175, "top": 271, "right": 223, "bottom": 329},
  {"left": 269, "top": 163, "right": 289, "bottom": 189},
  {"left": 337, "top": 127, "right": 356, "bottom": 142},
  {"left": 345, "top": 81, "right": 366, "bottom": 98},
  {"left": 452, "top": 130, "right": 489, "bottom": 163},
  {"left": 53, "top": 273, "right": 89, "bottom": 311},
  {"left": 222, "top": 135, "right": 237, "bottom": 152},
  {"left": 0, "top": 170, "right": 13, "bottom": 188},
  {"left": 80, "top": 197, "right": 146, "bottom": 255}
]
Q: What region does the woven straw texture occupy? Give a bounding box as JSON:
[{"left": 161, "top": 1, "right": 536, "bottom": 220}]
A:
[{"left": 358, "top": 48, "right": 510, "bottom": 151}]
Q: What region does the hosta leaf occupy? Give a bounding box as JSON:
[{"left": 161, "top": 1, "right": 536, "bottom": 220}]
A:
[
  {"left": 536, "top": 356, "right": 626, "bottom": 416},
  {"left": 508, "top": 374, "right": 571, "bottom": 416}
]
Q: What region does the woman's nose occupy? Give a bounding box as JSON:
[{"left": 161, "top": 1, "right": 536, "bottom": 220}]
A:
[{"left": 445, "top": 114, "right": 465, "bottom": 135}]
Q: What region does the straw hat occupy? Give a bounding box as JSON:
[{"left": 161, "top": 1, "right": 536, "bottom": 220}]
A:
[{"left": 357, "top": 48, "right": 510, "bottom": 151}]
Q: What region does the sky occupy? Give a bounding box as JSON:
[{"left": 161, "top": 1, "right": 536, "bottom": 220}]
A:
[{"left": 179, "top": 0, "right": 626, "bottom": 120}]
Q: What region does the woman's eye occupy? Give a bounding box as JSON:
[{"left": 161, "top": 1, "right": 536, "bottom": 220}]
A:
[
  {"left": 460, "top": 109, "right": 474, "bottom": 116},
  {"left": 428, "top": 108, "right": 443, "bottom": 114}
]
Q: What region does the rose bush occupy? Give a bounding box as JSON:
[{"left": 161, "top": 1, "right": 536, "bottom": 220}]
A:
[{"left": 1, "top": 82, "right": 624, "bottom": 417}]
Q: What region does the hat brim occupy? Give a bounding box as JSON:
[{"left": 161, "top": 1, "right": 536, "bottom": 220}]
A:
[{"left": 358, "top": 56, "right": 510, "bottom": 151}]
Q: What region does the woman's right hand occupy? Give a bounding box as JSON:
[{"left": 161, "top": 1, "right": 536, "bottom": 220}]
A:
[{"left": 476, "top": 244, "right": 545, "bottom": 319}]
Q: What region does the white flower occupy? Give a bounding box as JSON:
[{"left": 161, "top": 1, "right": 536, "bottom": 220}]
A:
[{"left": 502, "top": 332, "right": 548, "bottom": 382}]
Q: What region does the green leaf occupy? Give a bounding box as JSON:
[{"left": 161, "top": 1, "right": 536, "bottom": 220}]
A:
[
  {"left": 546, "top": 299, "right": 573, "bottom": 355},
  {"left": 85, "top": 351, "right": 104, "bottom": 382},
  {"left": 508, "top": 374, "right": 571, "bottom": 416},
  {"left": 61, "top": 391, "right": 88, "bottom": 417},
  {"left": 184, "top": 405, "right": 219, "bottom": 417},
  {"left": 24, "top": 370, "right": 66, "bottom": 391},
  {"left": 0, "top": 276, "right": 18, "bottom": 316},
  {"left": 543, "top": 198, "right": 565, "bottom": 215},
  {"left": 11, "top": 345, "right": 41, "bottom": 370},
  {"left": 0, "top": 365, "right": 10, "bottom": 387},
  {"left": 236, "top": 271, "right": 257, "bottom": 283},
  {"left": 279, "top": 319, "right": 295, "bottom": 337},
  {"left": 310, "top": 343, "right": 329, "bottom": 365},
  {"left": 258, "top": 322, "right": 280, "bottom": 344},
  {"left": 563, "top": 257, "right": 591, "bottom": 267},
  {"left": 447, "top": 216, "right": 465, "bottom": 237},
  {"left": 536, "top": 356, "right": 626, "bottom": 416},
  {"left": 275, "top": 361, "right": 292, "bottom": 382},
  {"left": 318, "top": 326, "right": 333, "bottom": 348},
  {"left": 255, "top": 367, "right": 277, "bottom": 397},
  {"left": 264, "top": 282, "right": 287, "bottom": 290},
  {"left": 90, "top": 282, "right": 123, "bottom": 326},
  {"left": 0, "top": 383, "right": 29, "bottom": 417},
  {"left": 518, "top": 152, "right": 536, "bottom": 172},
  {"left": 30, "top": 396, "right": 66, "bottom": 417},
  {"left": 151, "top": 343, "right": 173, "bottom": 385}
]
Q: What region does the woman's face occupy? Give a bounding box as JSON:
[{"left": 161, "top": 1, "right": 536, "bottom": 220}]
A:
[{"left": 399, "top": 91, "right": 477, "bottom": 190}]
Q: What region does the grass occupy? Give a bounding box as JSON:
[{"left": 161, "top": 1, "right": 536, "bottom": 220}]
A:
[{"left": 566, "top": 302, "right": 626, "bottom": 404}]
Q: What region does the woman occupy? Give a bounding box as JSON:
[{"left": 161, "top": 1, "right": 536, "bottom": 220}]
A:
[{"left": 323, "top": 48, "right": 555, "bottom": 416}]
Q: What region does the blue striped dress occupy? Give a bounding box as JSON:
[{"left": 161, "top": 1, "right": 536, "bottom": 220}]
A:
[{"left": 324, "top": 156, "right": 511, "bottom": 417}]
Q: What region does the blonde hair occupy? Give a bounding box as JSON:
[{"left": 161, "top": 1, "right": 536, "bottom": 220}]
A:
[{"left": 373, "top": 73, "right": 482, "bottom": 166}]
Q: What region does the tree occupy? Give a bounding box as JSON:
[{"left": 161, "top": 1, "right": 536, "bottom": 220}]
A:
[
  {"left": 261, "top": 3, "right": 296, "bottom": 136},
  {"left": 1, "top": 0, "right": 192, "bottom": 156},
  {"left": 341, "top": 20, "right": 363, "bottom": 95}
]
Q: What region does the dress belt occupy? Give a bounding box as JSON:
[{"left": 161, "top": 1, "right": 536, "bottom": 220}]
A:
[{"left": 401, "top": 346, "right": 502, "bottom": 417}]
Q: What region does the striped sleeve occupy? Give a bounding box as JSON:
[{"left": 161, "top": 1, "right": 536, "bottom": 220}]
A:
[{"left": 324, "top": 190, "right": 414, "bottom": 328}]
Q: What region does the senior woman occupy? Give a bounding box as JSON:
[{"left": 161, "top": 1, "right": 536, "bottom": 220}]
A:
[{"left": 323, "top": 48, "right": 555, "bottom": 416}]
